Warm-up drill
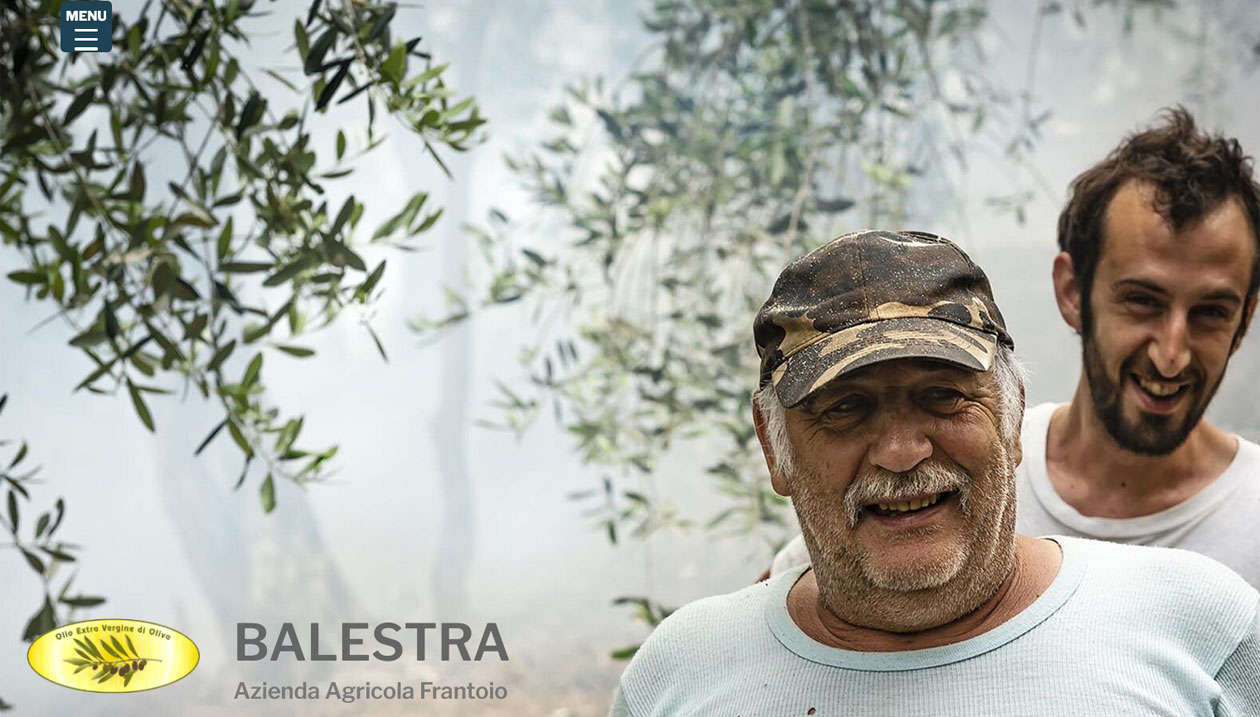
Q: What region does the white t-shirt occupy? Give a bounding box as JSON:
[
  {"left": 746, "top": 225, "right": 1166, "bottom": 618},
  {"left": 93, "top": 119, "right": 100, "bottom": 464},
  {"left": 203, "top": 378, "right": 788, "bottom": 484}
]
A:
[
  {"left": 770, "top": 402, "right": 1260, "bottom": 588},
  {"left": 616, "top": 537, "right": 1260, "bottom": 716}
]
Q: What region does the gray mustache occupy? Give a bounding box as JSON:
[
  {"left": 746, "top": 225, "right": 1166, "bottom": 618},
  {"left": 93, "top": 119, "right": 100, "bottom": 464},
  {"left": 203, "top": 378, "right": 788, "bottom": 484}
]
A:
[{"left": 843, "top": 462, "right": 972, "bottom": 528}]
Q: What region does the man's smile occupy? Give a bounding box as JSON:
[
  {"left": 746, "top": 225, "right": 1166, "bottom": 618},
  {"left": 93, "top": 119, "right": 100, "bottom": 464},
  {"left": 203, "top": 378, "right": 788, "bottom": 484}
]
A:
[
  {"left": 1126, "top": 372, "right": 1194, "bottom": 414},
  {"left": 863, "top": 491, "right": 957, "bottom": 526}
]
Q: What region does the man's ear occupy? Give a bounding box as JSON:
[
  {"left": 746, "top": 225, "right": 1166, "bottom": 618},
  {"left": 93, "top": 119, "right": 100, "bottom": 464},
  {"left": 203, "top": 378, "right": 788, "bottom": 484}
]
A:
[
  {"left": 1052, "top": 252, "right": 1084, "bottom": 333},
  {"left": 751, "top": 394, "right": 790, "bottom": 497},
  {"left": 1232, "top": 293, "right": 1257, "bottom": 354}
]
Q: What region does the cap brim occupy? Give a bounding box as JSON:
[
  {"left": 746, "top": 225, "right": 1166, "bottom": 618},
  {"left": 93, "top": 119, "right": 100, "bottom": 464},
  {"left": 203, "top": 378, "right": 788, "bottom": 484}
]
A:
[{"left": 770, "top": 317, "right": 999, "bottom": 408}]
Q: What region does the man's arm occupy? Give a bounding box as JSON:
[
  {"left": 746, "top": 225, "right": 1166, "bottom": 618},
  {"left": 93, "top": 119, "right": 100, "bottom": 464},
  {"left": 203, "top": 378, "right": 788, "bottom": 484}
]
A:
[{"left": 1216, "top": 601, "right": 1260, "bottom": 716}]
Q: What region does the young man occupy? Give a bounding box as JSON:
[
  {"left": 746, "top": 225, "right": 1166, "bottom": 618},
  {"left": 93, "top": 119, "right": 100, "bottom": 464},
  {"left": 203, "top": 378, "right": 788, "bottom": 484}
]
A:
[
  {"left": 611, "top": 230, "right": 1259, "bottom": 716},
  {"left": 768, "top": 108, "right": 1260, "bottom": 587}
]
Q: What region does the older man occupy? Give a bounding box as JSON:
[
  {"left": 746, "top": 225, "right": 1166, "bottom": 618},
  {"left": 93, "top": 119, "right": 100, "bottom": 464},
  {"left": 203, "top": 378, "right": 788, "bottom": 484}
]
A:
[
  {"left": 769, "top": 108, "right": 1260, "bottom": 588},
  {"left": 611, "top": 230, "right": 1259, "bottom": 716}
]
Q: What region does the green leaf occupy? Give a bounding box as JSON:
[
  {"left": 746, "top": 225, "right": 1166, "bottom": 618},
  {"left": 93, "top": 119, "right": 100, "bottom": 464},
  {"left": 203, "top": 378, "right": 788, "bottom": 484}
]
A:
[
  {"left": 35, "top": 512, "right": 49, "bottom": 538},
  {"left": 127, "top": 379, "right": 155, "bottom": 432},
  {"left": 242, "top": 353, "right": 263, "bottom": 387},
  {"left": 125, "top": 633, "right": 137, "bottom": 657},
  {"left": 127, "top": 163, "right": 146, "bottom": 202},
  {"left": 217, "top": 217, "right": 234, "bottom": 260},
  {"left": 362, "top": 4, "right": 396, "bottom": 43},
  {"left": 172, "top": 211, "right": 216, "bottom": 229},
  {"left": 263, "top": 255, "right": 315, "bottom": 287},
  {"left": 109, "top": 635, "right": 128, "bottom": 660},
  {"left": 39, "top": 545, "right": 75, "bottom": 562},
  {"left": 8, "top": 441, "right": 27, "bottom": 468},
  {"left": 380, "top": 43, "right": 407, "bottom": 86},
  {"left": 6, "top": 270, "right": 44, "bottom": 286},
  {"left": 413, "top": 208, "right": 443, "bottom": 234},
  {"left": 331, "top": 196, "right": 356, "bottom": 237},
  {"left": 68, "top": 327, "right": 108, "bottom": 349},
  {"left": 410, "top": 62, "right": 448, "bottom": 86},
  {"left": 356, "top": 260, "right": 386, "bottom": 300},
  {"left": 304, "top": 28, "right": 335, "bottom": 74},
  {"left": 227, "top": 419, "right": 253, "bottom": 457},
  {"left": 61, "top": 596, "right": 106, "bottom": 608},
  {"left": 207, "top": 339, "right": 237, "bottom": 372},
  {"left": 21, "top": 597, "right": 56, "bottom": 642},
  {"left": 76, "top": 636, "right": 104, "bottom": 661},
  {"left": 19, "top": 548, "right": 44, "bottom": 575},
  {"left": 276, "top": 345, "right": 315, "bottom": 358},
  {"left": 49, "top": 498, "right": 64, "bottom": 536},
  {"left": 259, "top": 474, "right": 276, "bottom": 513},
  {"left": 365, "top": 323, "right": 388, "bottom": 362},
  {"left": 336, "top": 130, "right": 346, "bottom": 160},
  {"left": 329, "top": 241, "right": 367, "bottom": 271},
  {"left": 243, "top": 322, "right": 270, "bottom": 344},
  {"left": 194, "top": 420, "right": 227, "bottom": 455},
  {"left": 274, "top": 418, "right": 302, "bottom": 455},
  {"left": 184, "top": 313, "right": 209, "bottom": 341},
  {"left": 294, "top": 19, "right": 310, "bottom": 61},
  {"left": 235, "top": 91, "right": 266, "bottom": 138},
  {"left": 316, "top": 62, "right": 350, "bottom": 110},
  {"left": 220, "top": 261, "right": 272, "bottom": 273},
  {"left": 63, "top": 88, "right": 95, "bottom": 126},
  {"left": 99, "top": 639, "right": 121, "bottom": 659},
  {"left": 610, "top": 645, "right": 640, "bottom": 660},
  {"left": 6, "top": 490, "right": 17, "bottom": 533}
]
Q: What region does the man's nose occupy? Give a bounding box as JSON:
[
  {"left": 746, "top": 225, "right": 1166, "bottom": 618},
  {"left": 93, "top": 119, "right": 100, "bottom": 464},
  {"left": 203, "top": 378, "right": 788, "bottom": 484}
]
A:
[
  {"left": 867, "top": 413, "right": 932, "bottom": 473},
  {"left": 1148, "top": 312, "right": 1192, "bottom": 378}
]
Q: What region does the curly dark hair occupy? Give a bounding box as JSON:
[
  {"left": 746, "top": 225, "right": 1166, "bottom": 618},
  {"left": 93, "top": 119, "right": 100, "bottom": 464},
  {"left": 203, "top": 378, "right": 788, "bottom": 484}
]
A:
[{"left": 1056, "top": 106, "right": 1260, "bottom": 336}]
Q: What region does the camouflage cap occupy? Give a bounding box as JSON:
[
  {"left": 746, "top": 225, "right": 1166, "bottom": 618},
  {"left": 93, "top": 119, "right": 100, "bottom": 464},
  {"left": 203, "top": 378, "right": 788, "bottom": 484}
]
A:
[{"left": 754, "top": 230, "right": 1014, "bottom": 408}]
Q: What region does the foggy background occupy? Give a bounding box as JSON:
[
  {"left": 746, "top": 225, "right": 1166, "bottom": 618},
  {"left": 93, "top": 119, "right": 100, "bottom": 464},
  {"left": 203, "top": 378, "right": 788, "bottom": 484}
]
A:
[{"left": 2, "top": 1, "right": 1259, "bottom": 714}]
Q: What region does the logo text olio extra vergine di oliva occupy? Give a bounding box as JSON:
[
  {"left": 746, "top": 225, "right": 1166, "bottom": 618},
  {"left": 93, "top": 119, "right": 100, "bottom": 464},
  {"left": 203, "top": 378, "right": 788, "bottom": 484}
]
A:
[{"left": 28, "top": 619, "right": 199, "bottom": 693}]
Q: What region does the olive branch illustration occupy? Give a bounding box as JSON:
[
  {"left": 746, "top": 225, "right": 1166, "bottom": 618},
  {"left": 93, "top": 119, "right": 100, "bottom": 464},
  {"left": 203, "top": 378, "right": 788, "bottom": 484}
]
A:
[{"left": 63, "top": 633, "right": 161, "bottom": 687}]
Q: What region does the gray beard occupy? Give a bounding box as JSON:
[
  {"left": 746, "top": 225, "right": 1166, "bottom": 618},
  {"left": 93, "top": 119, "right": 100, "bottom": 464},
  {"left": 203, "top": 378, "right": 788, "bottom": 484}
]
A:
[{"left": 791, "top": 445, "right": 1019, "bottom": 633}]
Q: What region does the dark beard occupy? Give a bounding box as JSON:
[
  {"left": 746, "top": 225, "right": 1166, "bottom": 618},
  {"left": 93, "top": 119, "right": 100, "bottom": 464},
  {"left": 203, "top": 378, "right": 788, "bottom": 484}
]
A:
[{"left": 1081, "top": 332, "right": 1219, "bottom": 456}]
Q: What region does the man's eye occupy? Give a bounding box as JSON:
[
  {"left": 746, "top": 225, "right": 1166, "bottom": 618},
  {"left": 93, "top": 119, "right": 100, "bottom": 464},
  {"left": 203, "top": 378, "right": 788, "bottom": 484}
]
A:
[
  {"left": 1193, "top": 305, "right": 1230, "bottom": 321},
  {"left": 1125, "top": 294, "right": 1159, "bottom": 308},
  {"left": 922, "top": 387, "right": 964, "bottom": 405},
  {"left": 820, "top": 395, "right": 869, "bottom": 415}
]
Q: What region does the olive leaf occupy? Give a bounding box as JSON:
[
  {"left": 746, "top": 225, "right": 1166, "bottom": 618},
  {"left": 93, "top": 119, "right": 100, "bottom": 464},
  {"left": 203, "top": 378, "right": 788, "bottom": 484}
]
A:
[{"left": 62, "top": 636, "right": 159, "bottom": 684}]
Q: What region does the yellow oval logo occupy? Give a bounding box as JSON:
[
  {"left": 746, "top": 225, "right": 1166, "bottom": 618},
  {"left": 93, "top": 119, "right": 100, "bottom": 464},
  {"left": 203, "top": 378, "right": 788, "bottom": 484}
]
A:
[{"left": 27, "top": 619, "right": 199, "bottom": 693}]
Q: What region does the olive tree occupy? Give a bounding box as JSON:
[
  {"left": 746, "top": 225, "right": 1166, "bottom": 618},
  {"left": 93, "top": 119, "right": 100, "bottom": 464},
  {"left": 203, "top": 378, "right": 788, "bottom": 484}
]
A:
[{"left": 0, "top": 0, "right": 482, "bottom": 698}]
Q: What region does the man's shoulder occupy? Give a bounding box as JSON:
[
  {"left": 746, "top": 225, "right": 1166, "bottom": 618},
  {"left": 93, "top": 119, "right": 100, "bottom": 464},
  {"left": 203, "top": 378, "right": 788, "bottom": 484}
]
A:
[
  {"left": 1063, "top": 536, "right": 1259, "bottom": 672},
  {"left": 1062, "top": 536, "right": 1258, "bottom": 636},
  {"left": 1020, "top": 402, "right": 1062, "bottom": 436},
  {"left": 636, "top": 576, "right": 780, "bottom": 655},
  {"left": 616, "top": 573, "right": 789, "bottom": 700},
  {"left": 1066, "top": 535, "right": 1252, "bottom": 588},
  {"left": 1232, "top": 433, "right": 1260, "bottom": 472}
]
